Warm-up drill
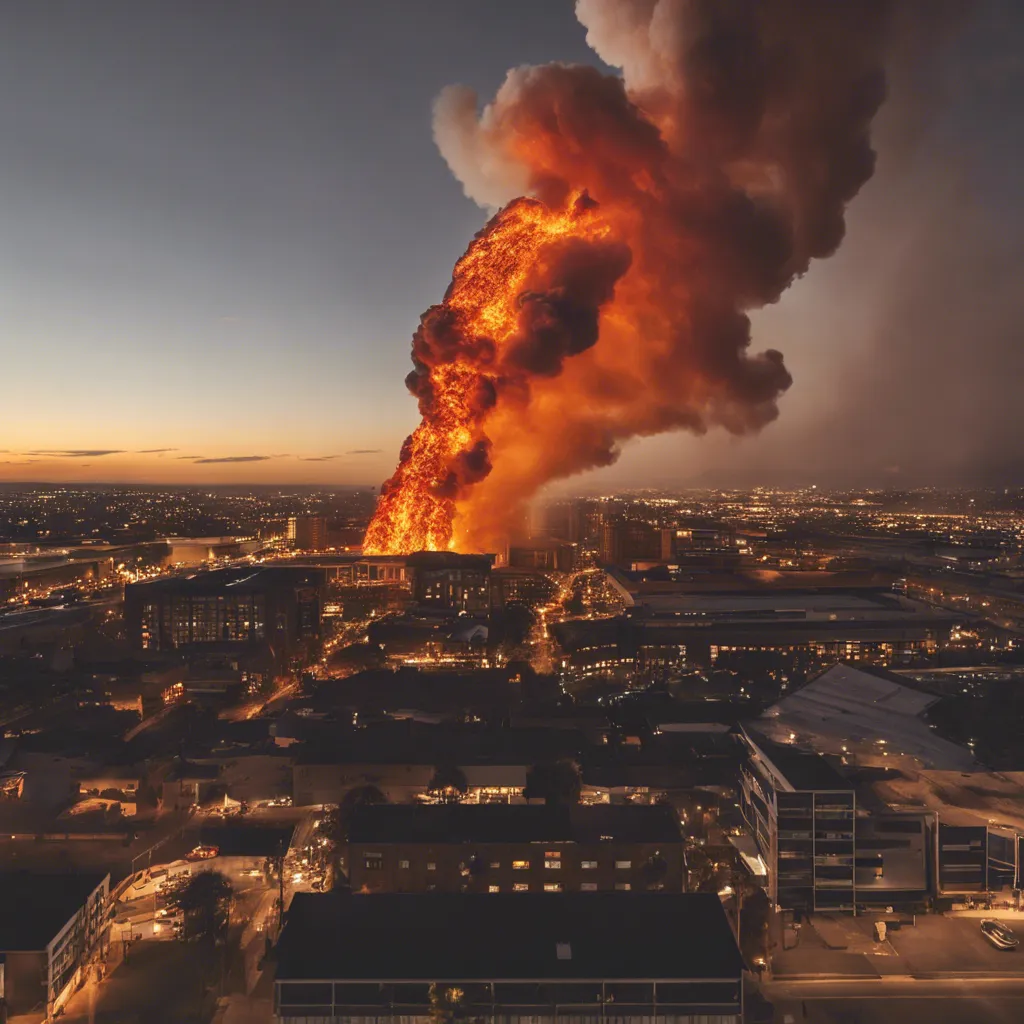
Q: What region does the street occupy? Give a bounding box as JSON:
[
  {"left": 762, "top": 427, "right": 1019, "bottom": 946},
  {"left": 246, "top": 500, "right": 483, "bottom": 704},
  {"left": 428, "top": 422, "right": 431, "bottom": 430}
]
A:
[{"left": 763, "top": 977, "right": 1024, "bottom": 1023}]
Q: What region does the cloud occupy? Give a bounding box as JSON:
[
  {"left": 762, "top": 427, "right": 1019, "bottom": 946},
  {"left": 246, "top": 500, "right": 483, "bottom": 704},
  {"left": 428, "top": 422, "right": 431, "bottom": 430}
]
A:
[
  {"left": 346, "top": 449, "right": 382, "bottom": 455},
  {"left": 26, "top": 449, "right": 125, "bottom": 458},
  {"left": 299, "top": 455, "right": 339, "bottom": 462},
  {"left": 193, "top": 455, "right": 272, "bottom": 464},
  {"left": 1, "top": 459, "right": 39, "bottom": 465},
  {"left": 175, "top": 455, "right": 203, "bottom": 460},
  {"left": 136, "top": 448, "right": 178, "bottom": 454}
]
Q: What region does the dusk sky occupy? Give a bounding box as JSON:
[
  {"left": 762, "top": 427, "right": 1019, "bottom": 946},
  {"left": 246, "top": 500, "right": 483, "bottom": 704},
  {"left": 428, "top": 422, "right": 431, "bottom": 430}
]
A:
[{"left": 1, "top": 0, "right": 1022, "bottom": 489}]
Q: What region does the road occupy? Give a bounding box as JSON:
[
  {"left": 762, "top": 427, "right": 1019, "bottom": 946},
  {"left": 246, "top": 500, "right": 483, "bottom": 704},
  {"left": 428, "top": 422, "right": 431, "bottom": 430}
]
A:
[
  {"left": 59, "top": 940, "right": 221, "bottom": 1024},
  {"left": 763, "top": 977, "right": 1024, "bottom": 1023}
]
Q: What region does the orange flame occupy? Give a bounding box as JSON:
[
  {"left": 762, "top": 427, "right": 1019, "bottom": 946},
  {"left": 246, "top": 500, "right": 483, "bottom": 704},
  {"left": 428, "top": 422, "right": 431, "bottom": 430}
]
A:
[{"left": 363, "top": 195, "right": 611, "bottom": 555}]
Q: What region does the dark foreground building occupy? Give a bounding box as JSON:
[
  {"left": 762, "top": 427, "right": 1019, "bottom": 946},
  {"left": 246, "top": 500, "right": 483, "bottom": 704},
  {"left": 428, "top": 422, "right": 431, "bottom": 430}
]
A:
[
  {"left": 0, "top": 871, "right": 109, "bottom": 1018},
  {"left": 275, "top": 892, "right": 744, "bottom": 1024}
]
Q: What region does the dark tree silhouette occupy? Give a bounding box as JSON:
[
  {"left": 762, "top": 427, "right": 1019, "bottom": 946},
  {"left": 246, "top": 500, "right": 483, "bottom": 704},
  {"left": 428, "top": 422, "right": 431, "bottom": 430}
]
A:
[
  {"left": 170, "top": 870, "right": 233, "bottom": 942},
  {"left": 523, "top": 760, "right": 581, "bottom": 806},
  {"left": 427, "top": 765, "right": 468, "bottom": 804}
]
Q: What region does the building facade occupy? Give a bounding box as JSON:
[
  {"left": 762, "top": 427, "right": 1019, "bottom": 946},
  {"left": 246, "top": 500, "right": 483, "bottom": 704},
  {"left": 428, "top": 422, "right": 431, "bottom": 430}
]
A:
[
  {"left": 343, "top": 804, "right": 684, "bottom": 895},
  {"left": 124, "top": 566, "right": 325, "bottom": 676}
]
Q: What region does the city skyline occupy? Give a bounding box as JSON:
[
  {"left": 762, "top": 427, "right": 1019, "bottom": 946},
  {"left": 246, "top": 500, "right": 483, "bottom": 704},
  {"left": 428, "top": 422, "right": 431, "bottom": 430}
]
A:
[{"left": 1, "top": 1, "right": 1022, "bottom": 494}]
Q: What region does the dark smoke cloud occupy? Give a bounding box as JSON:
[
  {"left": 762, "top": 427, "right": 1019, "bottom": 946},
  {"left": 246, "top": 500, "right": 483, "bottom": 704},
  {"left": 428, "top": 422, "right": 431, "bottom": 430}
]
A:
[{"left": 373, "top": 0, "right": 963, "bottom": 551}]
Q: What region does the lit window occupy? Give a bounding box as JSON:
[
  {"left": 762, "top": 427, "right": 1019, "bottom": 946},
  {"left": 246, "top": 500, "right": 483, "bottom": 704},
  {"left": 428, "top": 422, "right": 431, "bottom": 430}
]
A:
[
  {"left": 580, "top": 882, "right": 598, "bottom": 892},
  {"left": 399, "top": 860, "right": 410, "bottom": 870},
  {"left": 513, "top": 883, "right": 529, "bottom": 893},
  {"left": 581, "top": 860, "right": 598, "bottom": 870},
  {"left": 427, "top": 862, "right": 436, "bottom": 872},
  {"left": 544, "top": 859, "right": 562, "bottom": 870},
  {"left": 615, "top": 882, "right": 631, "bottom": 891},
  {"left": 512, "top": 860, "right": 530, "bottom": 871},
  {"left": 543, "top": 882, "right": 563, "bottom": 893},
  {"left": 488, "top": 885, "right": 500, "bottom": 893},
  {"left": 615, "top": 860, "right": 632, "bottom": 870},
  {"left": 489, "top": 861, "right": 501, "bottom": 869}
]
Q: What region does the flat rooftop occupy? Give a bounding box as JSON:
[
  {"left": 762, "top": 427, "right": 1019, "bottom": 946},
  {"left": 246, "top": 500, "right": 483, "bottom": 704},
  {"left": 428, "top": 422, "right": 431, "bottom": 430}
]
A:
[
  {"left": 743, "top": 728, "right": 852, "bottom": 792},
  {"left": 0, "top": 872, "right": 108, "bottom": 951},
  {"left": 125, "top": 565, "right": 324, "bottom": 595},
  {"left": 348, "top": 804, "right": 683, "bottom": 845},
  {"left": 277, "top": 892, "right": 743, "bottom": 982}
]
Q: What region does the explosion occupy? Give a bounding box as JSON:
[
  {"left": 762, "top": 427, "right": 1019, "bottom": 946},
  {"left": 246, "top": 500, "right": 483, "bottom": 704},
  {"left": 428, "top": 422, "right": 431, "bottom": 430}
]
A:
[{"left": 365, "top": 0, "right": 902, "bottom": 555}]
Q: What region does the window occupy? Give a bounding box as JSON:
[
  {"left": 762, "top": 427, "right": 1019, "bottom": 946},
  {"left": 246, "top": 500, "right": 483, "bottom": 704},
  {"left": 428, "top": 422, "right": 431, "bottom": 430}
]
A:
[
  {"left": 580, "top": 882, "right": 598, "bottom": 891},
  {"left": 543, "top": 882, "right": 563, "bottom": 893},
  {"left": 512, "top": 860, "right": 530, "bottom": 871},
  {"left": 489, "top": 861, "right": 501, "bottom": 869},
  {"left": 363, "top": 856, "right": 383, "bottom": 870},
  {"left": 545, "top": 851, "right": 561, "bottom": 861},
  {"left": 427, "top": 862, "right": 436, "bottom": 872},
  {"left": 399, "top": 860, "right": 410, "bottom": 870},
  {"left": 615, "top": 882, "right": 631, "bottom": 891},
  {"left": 513, "top": 883, "right": 529, "bottom": 892},
  {"left": 581, "top": 860, "right": 598, "bottom": 870},
  {"left": 614, "top": 860, "right": 632, "bottom": 870},
  {"left": 544, "top": 859, "right": 562, "bottom": 870},
  {"left": 488, "top": 885, "right": 500, "bottom": 893}
]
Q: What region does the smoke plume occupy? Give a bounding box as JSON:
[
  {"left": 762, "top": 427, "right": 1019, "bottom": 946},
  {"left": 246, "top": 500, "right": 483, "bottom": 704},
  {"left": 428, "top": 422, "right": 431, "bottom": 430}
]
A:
[{"left": 366, "top": 0, "right": 907, "bottom": 554}]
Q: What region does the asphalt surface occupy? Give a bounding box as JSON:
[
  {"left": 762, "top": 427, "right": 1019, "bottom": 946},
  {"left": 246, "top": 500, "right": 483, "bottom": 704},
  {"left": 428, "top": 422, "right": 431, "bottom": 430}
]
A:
[
  {"left": 59, "top": 941, "right": 220, "bottom": 1024},
  {"left": 764, "top": 978, "right": 1024, "bottom": 1023}
]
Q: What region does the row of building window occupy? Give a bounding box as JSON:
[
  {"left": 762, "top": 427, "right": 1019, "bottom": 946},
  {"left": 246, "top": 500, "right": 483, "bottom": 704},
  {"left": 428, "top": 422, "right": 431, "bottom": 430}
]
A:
[
  {"left": 366, "top": 857, "right": 633, "bottom": 871},
  {"left": 485, "top": 883, "right": 634, "bottom": 893}
]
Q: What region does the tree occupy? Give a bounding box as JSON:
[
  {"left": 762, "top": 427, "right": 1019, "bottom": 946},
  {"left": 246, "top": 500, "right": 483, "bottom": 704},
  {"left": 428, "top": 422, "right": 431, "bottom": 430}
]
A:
[
  {"left": 428, "top": 983, "right": 466, "bottom": 1024},
  {"left": 641, "top": 853, "right": 669, "bottom": 891},
  {"left": 427, "top": 765, "right": 468, "bottom": 805},
  {"left": 170, "top": 870, "right": 233, "bottom": 942},
  {"left": 523, "top": 760, "right": 581, "bottom": 806},
  {"left": 317, "top": 786, "right": 388, "bottom": 884}
]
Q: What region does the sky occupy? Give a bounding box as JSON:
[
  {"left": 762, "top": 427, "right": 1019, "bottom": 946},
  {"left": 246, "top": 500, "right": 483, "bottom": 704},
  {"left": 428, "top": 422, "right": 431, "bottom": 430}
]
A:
[{"left": 0, "top": 0, "right": 1022, "bottom": 490}]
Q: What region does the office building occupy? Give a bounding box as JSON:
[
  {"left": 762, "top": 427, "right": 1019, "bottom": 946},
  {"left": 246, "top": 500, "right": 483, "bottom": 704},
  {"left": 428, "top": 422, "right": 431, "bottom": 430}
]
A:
[
  {"left": 288, "top": 516, "right": 328, "bottom": 552},
  {"left": 124, "top": 566, "right": 325, "bottom": 676},
  {"left": 407, "top": 552, "right": 494, "bottom": 613},
  {"left": 738, "top": 728, "right": 931, "bottom": 913}
]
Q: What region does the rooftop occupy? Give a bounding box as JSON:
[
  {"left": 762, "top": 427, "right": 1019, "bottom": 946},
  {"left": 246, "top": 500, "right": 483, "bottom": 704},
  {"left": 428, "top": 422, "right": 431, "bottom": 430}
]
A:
[
  {"left": 125, "top": 565, "right": 324, "bottom": 595},
  {"left": 276, "top": 892, "right": 743, "bottom": 982},
  {"left": 348, "top": 804, "right": 683, "bottom": 845},
  {"left": 742, "top": 727, "right": 852, "bottom": 792},
  {"left": 0, "top": 872, "right": 108, "bottom": 951},
  {"left": 761, "top": 663, "right": 976, "bottom": 771}
]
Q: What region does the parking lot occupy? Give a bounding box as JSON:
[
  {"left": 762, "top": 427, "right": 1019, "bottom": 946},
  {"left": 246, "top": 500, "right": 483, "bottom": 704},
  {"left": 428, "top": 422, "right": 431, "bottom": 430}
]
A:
[
  {"left": 772, "top": 912, "right": 1024, "bottom": 980},
  {"left": 888, "top": 915, "right": 1024, "bottom": 976}
]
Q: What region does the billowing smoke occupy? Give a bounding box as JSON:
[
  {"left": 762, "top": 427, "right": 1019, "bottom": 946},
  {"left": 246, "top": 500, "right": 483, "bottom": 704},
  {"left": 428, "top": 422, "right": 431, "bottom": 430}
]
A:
[{"left": 366, "top": 0, "right": 907, "bottom": 554}]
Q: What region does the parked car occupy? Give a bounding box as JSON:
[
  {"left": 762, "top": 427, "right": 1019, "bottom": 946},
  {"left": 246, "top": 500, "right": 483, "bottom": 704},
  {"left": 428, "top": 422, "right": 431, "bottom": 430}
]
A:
[
  {"left": 186, "top": 845, "right": 219, "bottom": 861},
  {"left": 981, "top": 919, "right": 1019, "bottom": 950}
]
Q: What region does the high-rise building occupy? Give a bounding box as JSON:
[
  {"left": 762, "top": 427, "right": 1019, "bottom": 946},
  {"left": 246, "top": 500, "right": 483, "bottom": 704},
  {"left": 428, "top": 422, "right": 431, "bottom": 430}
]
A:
[{"left": 288, "top": 515, "right": 328, "bottom": 551}]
